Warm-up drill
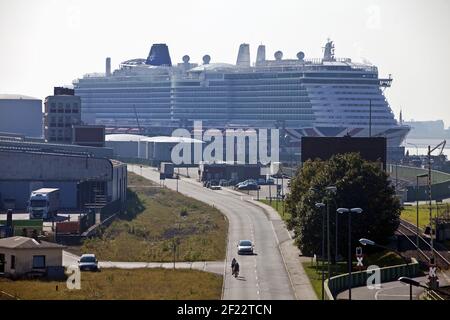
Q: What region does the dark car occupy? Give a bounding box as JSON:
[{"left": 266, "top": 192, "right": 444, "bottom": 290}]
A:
[
  {"left": 78, "top": 254, "right": 100, "bottom": 272},
  {"left": 237, "top": 182, "right": 260, "bottom": 190}
]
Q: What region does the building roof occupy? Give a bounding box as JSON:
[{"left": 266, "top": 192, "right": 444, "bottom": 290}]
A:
[
  {"left": 106, "top": 134, "right": 203, "bottom": 144},
  {"left": 142, "top": 136, "right": 204, "bottom": 144},
  {"left": 0, "top": 94, "right": 41, "bottom": 101},
  {"left": 105, "top": 134, "right": 148, "bottom": 142},
  {"left": 0, "top": 236, "right": 65, "bottom": 249}
]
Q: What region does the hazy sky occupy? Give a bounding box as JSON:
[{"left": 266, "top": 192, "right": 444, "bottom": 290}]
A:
[{"left": 1, "top": 0, "right": 449, "bottom": 125}]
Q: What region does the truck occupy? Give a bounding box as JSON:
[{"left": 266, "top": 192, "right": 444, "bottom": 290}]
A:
[
  {"left": 28, "top": 188, "right": 60, "bottom": 219},
  {"left": 160, "top": 162, "right": 174, "bottom": 179}
]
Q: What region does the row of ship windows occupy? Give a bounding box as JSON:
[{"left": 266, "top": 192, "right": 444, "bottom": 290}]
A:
[
  {"left": 174, "top": 114, "right": 316, "bottom": 120},
  {"left": 176, "top": 85, "right": 305, "bottom": 91},
  {"left": 336, "top": 97, "right": 385, "bottom": 101},
  {"left": 173, "top": 99, "right": 312, "bottom": 104},
  {"left": 76, "top": 81, "right": 171, "bottom": 89},
  {"left": 333, "top": 91, "right": 381, "bottom": 95},
  {"left": 177, "top": 109, "right": 314, "bottom": 114},
  {"left": 221, "top": 71, "right": 375, "bottom": 80},
  {"left": 89, "top": 111, "right": 316, "bottom": 120},
  {"left": 77, "top": 90, "right": 310, "bottom": 98},
  {"left": 77, "top": 85, "right": 310, "bottom": 93},
  {"left": 75, "top": 87, "right": 171, "bottom": 93},
  {"left": 309, "top": 85, "right": 376, "bottom": 90},
  {"left": 83, "top": 102, "right": 313, "bottom": 108},
  {"left": 83, "top": 97, "right": 311, "bottom": 103},
  {"left": 316, "top": 109, "right": 389, "bottom": 114},
  {"left": 341, "top": 109, "right": 391, "bottom": 113},
  {"left": 347, "top": 122, "right": 396, "bottom": 126},
  {"left": 174, "top": 91, "right": 309, "bottom": 97},
  {"left": 86, "top": 106, "right": 314, "bottom": 113}
]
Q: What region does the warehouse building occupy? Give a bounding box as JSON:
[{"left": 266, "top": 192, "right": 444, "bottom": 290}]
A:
[
  {"left": 105, "top": 134, "right": 203, "bottom": 166},
  {"left": 0, "top": 137, "right": 126, "bottom": 212},
  {"left": 0, "top": 94, "right": 43, "bottom": 138}
]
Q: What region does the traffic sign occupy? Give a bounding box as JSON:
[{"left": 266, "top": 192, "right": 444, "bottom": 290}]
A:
[
  {"left": 356, "top": 246, "right": 363, "bottom": 257},
  {"left": 429, "top": 265, "right": 437, "bottom": 278},
  {"left": 356, "top": 256, "right": 364, "bottom": 267}
]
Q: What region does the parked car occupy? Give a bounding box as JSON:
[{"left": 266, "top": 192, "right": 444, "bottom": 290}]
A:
[
  {"left": 237, "top": 240, "right": 254, "bottom": 255},
  {"left": 257, "top": 177, "right": 275, "bottom": 185},
  {"left": 78, "top": 254, "right": 100, "bottom": 272},
  {"left": 237, "top": 182, "right": 260, "bottom": 190},
  {"left": 210, "top": 184, "right": 222, "bottom": 190}
]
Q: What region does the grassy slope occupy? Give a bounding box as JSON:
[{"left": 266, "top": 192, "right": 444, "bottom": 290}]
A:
[
  {"left": 81, "top": 172, "right": 227, "bottom": 262},
  {"left": 0, "top": 268, "right": 222, "bottom": 300},
  {"left": 259, "top": 199, "right": 291, "bottom": 222},
  {"left": 401, "top": 203, "right": 449, "bottom": 229}
]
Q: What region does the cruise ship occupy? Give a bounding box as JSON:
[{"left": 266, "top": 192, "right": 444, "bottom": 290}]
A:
[{"left": 73, "top": 41, "right": 410, "bottom": 161}]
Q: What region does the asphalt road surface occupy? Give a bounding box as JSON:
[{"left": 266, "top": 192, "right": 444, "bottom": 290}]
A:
[
  {"left": 336, "top": 276, "right": 428, "bottom": 300},
  {"left": 129, "top": 165, "right": 296, "bottom": 300},
  {"left": 63, "top": 251, "right": 223, "bottom": 274}
]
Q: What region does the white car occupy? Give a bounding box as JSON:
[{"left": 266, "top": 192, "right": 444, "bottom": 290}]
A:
[
  {"left": 237, "top": 240, "right": 254, "bottom": 255},
  {"left": 210, "top": 185, "right": 222, "bottom": 190}
]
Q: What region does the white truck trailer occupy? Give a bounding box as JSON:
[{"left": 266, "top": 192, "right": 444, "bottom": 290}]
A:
[{"left": 28, "top": 188, "right": 60, "bottom": 219}]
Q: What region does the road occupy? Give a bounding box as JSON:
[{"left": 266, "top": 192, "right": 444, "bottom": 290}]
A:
[
  {"left": 63, "top": 251, "right": 224, "bottom": 274},
  {"left": 336, "top": 276, "right": 428, "bottom": 300},
  {"left": 129, "top": 165, "right": 301, "bottom": 300}
]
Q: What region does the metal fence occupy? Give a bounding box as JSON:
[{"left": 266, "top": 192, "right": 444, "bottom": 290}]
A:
[{"left": 325, "top": 258, "right": 419, "bottom": 300}]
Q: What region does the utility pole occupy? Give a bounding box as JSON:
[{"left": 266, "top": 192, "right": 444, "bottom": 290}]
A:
[{"left": 427, "top": 140, "right": 446, "bottom": 289}]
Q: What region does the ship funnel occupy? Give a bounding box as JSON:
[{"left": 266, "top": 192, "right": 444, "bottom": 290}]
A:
[
  {"left": 106, "top": 57, "right": 111, "bottom": 77},
  {"left": 323, "top": 40, "right": 335, "bottom": 62},
  {"left": 256, "top": 45, "right": 266, "bottom": 64},
  {"left": 146, "top": 43, "right": 172, "bottom": 66},
  {"left": 236, "top": 43, "right": 250, "bottom": 67}
]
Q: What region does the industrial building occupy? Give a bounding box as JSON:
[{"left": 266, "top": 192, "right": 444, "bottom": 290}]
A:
[
  {"left": 0, "top": 135, "right": 126, "bottom": 212},
  {"left": 0, "top": 94, "right": 43, "bottom": 138},
  {"left": 105, "top": 134, "right": 203, "bottom": 165},
  {"left": 44, "top": 88, "right": 81, "bottom": 144}
]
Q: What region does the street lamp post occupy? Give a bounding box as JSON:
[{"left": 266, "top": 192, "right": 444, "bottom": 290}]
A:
[
  {"left": 315, "top": 202, "right": 326, "bottom": 300},
  {"left": 337, "top": 207, "right": 364, "bottom": 301},
  {"left": 360, "top": 238, "right": 414, "bottom": 300},
  {"left": 399, "top": 277, "right": 450, "bottom": 298},
  {"left": 324, "top": 186, "right": 337, "bottom": 279}
]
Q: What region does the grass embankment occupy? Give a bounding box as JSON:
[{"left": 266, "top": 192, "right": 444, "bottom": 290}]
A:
[
  {"left": 0, "top": 269, "right": 222, "bottom": 300},
  {"left": 302, "top": 250, "right": 407, "bottom": 299},
  {"left": 259, "top": 199, "right": 291, "bottom": 222},
  {"left": 81, "top": 172, "right": 228, "bottom": 262},
  {"left": 401, "top": 203, "right": 450, "bottom": 229}
]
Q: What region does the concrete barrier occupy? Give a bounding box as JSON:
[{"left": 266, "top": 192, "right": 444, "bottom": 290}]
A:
[{"left": 325, "top": 258, "right": 419, "bottom": 300}]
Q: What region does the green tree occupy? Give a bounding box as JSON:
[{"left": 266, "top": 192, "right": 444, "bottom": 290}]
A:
[{"left": 286, "top": 153, "right": 400, "bottom": 259}]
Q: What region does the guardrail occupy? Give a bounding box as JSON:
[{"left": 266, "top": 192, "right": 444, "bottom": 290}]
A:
[
  {"left": 426, "top": 289, "right": 445, "bottom": 300},
  {"left": 324, "top": 258, "right": 419, "bottom": 300}
]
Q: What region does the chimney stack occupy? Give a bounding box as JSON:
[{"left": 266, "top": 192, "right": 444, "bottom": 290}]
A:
[{"left": 106, "top": 57, "right": 111, "bottom": 77}]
